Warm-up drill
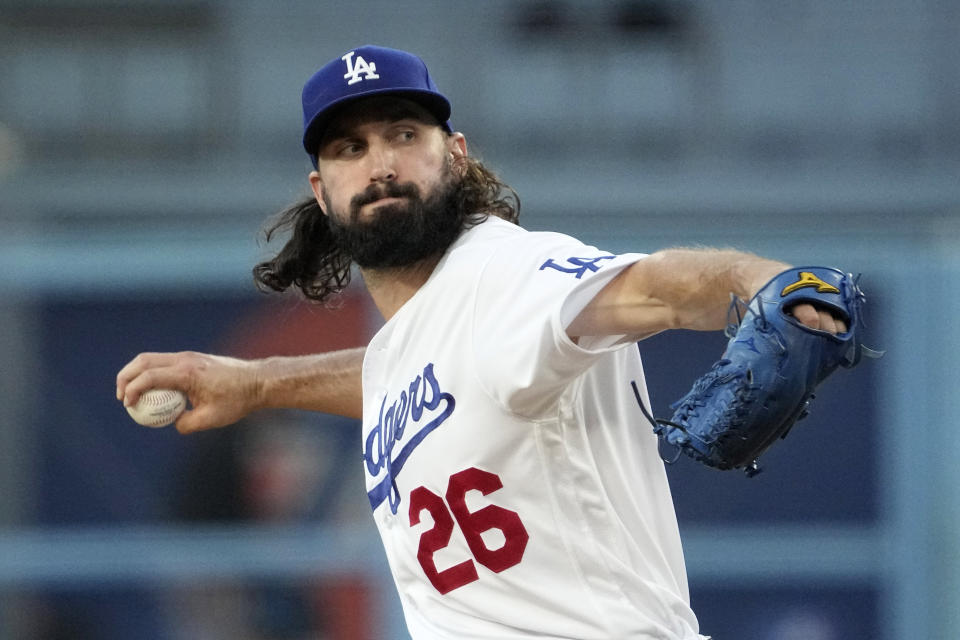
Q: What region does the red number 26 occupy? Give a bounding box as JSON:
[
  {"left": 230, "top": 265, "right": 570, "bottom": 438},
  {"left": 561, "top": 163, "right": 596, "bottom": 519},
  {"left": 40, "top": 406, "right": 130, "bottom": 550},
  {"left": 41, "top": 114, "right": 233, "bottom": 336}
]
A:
[{"left": 408, "top": 467, "right": 529, "bottom": 594}]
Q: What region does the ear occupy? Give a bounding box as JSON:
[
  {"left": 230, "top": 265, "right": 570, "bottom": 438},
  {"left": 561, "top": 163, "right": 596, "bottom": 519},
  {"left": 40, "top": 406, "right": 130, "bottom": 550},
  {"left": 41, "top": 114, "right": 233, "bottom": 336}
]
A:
[
  {"left": 308, "top": 171, "right": 328, "bottom": 215},
  {"left": 447, "top": 132, "right": 467, "bottom": 160}
]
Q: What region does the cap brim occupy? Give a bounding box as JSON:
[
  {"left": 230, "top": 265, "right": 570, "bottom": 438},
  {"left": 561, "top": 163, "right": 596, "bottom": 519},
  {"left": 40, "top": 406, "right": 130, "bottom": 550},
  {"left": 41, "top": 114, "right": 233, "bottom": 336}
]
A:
[{"left": 302, "top": 89, "right": 451, "bottom": 155}]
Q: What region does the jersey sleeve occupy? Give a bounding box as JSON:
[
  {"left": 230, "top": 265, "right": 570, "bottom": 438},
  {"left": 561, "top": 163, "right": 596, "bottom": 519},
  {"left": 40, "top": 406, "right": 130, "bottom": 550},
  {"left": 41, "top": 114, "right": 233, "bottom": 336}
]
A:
[{"left": 472, "top": 230, "right": 646, "bottom": 418}]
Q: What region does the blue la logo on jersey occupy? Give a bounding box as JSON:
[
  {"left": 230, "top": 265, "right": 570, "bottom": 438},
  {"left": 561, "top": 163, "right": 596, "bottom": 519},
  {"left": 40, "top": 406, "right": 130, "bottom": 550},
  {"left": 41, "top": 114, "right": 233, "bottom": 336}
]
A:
[
  {"left": 364, "top": 362, "right": 456, "bottom": 514},
  {"left": 539, "top": 254, "right": 615, "bottom": 279}
]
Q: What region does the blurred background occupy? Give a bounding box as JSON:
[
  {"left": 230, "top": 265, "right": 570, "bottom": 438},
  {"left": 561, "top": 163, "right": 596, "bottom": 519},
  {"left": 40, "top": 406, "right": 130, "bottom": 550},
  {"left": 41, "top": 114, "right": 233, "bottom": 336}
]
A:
[{"left": 0, "top": 0, "right": 957, "bottom": 638}]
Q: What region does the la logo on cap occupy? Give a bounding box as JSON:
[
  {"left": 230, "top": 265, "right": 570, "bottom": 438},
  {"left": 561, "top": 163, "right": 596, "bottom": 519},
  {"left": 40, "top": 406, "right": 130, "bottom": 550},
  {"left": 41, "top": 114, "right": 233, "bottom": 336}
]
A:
[{"left": 342, "top": 50, "right": 380, "bottom": 85}]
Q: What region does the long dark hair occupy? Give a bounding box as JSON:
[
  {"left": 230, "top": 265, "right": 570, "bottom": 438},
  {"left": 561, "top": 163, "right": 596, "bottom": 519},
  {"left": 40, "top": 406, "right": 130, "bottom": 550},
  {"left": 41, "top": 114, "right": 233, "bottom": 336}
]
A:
[{"left": 253, "top": 155, "right": 520, "bottom": 303}]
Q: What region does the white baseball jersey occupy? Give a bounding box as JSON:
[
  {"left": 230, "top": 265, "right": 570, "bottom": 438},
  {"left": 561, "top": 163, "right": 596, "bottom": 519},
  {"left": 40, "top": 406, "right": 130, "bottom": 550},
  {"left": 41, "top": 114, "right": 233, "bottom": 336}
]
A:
[{"left": 361, "top": 216, "right": 706, "bottom": 639}]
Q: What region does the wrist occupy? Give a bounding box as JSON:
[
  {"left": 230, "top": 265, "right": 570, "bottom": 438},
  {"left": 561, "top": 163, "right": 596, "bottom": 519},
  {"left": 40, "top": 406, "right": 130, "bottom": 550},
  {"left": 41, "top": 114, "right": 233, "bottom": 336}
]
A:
[
  {"left": 249, "top": 356, "right": 280, "bottom": 412},
  {"left": 739, "top": 258, "right": 790, "bottom": 300}
]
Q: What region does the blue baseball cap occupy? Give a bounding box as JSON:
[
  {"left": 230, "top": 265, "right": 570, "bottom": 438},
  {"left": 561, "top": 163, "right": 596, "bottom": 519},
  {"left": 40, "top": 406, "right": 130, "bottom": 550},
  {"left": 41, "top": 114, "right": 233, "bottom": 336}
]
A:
[{"left": 301, "top": 45, "right": 452, "bottom": 165}]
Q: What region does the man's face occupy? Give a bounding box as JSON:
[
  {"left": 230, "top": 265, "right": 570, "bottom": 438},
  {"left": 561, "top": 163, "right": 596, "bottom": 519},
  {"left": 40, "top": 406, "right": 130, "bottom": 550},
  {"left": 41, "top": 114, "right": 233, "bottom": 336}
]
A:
[{"left": 309, "top": 98, "right": 468, "bottom": 268}]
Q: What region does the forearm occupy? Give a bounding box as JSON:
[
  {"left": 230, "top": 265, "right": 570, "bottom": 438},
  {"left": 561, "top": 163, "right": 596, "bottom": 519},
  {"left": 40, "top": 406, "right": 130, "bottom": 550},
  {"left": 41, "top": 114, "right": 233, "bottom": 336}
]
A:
[
  {"left": 257, "top": 347, "right": 366, "bottom": 419},
  {"left": 569, "top": 248, "right": 788, "bottom": 337},
  {"left": 646, "top": 248, "right": 789, "bottom": 330}
]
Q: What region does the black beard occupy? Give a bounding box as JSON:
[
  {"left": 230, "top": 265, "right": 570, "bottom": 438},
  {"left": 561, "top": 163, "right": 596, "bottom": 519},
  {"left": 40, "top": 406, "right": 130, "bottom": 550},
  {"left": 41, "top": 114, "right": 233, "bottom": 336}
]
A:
[{"left": 325, "top": 173, "right": 464, "bottom": 269}]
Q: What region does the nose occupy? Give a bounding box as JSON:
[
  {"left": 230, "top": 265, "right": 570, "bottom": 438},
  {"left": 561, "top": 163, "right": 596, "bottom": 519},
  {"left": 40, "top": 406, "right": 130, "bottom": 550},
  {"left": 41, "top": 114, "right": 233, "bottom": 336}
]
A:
[{"left": 367, "top": 142, "right": 397, "bottom": 183}]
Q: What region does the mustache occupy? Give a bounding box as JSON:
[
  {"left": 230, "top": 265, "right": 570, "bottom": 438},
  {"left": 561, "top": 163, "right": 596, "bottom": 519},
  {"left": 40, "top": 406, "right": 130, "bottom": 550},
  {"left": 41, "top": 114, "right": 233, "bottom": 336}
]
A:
[{"left": 350, "top": 182, "right": 422, "bottom": 210}]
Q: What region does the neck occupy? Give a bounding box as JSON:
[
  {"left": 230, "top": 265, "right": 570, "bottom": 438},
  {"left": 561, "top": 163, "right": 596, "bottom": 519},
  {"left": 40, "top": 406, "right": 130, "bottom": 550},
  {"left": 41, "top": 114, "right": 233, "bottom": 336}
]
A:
[{"left": 360, "top": 253, "right": 444, "bottom": 321}]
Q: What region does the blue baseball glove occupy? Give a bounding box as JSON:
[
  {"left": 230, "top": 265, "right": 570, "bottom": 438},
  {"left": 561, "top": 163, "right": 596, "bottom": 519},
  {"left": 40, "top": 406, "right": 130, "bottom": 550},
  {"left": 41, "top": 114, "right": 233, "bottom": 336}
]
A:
[{"left": 642, "top": 267, "right": 880, "bottom": 476}]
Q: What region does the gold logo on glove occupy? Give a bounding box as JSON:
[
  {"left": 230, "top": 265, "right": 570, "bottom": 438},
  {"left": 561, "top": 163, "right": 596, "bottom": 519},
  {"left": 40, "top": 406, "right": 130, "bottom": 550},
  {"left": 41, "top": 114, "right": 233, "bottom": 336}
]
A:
[{"left": 781, "top": 272, "right": 840, "bottom": 296}]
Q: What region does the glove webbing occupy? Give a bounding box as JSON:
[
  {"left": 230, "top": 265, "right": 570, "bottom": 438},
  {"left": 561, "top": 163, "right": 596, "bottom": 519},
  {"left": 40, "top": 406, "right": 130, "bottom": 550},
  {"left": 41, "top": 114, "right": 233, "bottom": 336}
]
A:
[
  {"left": 632, "top": 379, "right": 763, "bottom": 476},
  {"left": 629, "top": 295, "right": 751, "bottom": 471}
]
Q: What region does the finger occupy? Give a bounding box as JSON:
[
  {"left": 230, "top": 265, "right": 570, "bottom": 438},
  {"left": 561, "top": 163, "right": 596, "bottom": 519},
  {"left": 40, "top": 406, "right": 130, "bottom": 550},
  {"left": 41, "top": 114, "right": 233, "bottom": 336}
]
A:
[
  {"left": 788, "top": 303, "right": 820, "bottom": 330},
  {"left": 123, "top": 354, "right": 194, "bottom": 407},
  {"left": 824, "top": 310, "right": 847, "bottom": 334},
  {"left": 175, "top": 405, "right": 229, "bottom": 435},
  {"left": 818, "top": 308, "right": 852, "bottom": 335},
  {"left": 175, "top": 408, "right": 203, "bottom": 434},
  {"left": 817, "top": 309, "right": 839, "bottom": 334},
  {"left": 121, "top": 363, "right": 191, "bottom": 407},
  {"left": 789, "top": 304, "right": 850, "bottom": 335},
  {"left": 116, "top": 352, "right": 179, "bottom": 401},
  {"left": 176, "top": 410, "right": 218, "bottom": 435},
  {"left": 116, "top": 354, "right": 147, "bottom": 400}
]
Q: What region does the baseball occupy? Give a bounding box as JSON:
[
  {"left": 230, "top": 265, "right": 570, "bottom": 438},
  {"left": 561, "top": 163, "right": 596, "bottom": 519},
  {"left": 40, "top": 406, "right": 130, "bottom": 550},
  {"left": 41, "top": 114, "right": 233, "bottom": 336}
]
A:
[{"left": 126, "top": 389, "right": 187, "bottom": 428}]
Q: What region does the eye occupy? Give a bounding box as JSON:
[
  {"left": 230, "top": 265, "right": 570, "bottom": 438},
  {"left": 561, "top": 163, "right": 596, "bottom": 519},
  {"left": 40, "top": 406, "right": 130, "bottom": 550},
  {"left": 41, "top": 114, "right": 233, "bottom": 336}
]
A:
[
  {"left": 394, "top": 129, "right": 416, "bottom": 143},
  {"left": 336, "top": 141, "right": 364, "bottom": 157}
]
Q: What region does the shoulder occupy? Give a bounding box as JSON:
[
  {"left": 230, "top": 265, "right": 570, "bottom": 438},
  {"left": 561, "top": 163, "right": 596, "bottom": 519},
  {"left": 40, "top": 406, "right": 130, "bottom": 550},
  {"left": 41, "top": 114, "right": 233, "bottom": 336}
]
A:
[
  {"left": 452, "top": 215, "right": 524, "bottom": 248},
  {"left": 450, "top": 216, "right": 589, "bottom": 261},
  {"left": 436, "top": 217, "right": 617, "bottom": 295}
]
